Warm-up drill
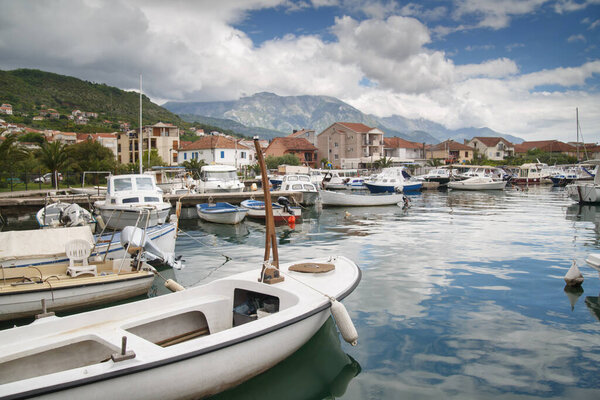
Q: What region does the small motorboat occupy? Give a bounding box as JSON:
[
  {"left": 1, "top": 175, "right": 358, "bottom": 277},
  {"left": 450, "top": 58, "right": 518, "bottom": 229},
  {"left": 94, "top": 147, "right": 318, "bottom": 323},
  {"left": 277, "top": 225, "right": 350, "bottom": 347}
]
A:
[
  {"left": 319, "top": 190, "right": 406, "bottom": 207},
  {"left": 279, "top": 174, "right": 320, "bottom": 206},
  {"left": 36, "top": 202, "right": 96, "bottom": 230},
  {"left": 447, "top": 176, "right": 507, "bottom": 190},
  {"left": 196, "top": 202, "right": 248, "bottom": 224},
  {"left": 196, "top": 165, "right": 244, "bottom": 193},
  {"left": 93, "top": 174, "right": 172, "bottom": 230},
  {"left": 241, "top": 197, "right": 302, "bottom": 222},
  {"left": 0, "top": 137, "right": 360, "bottom": 400}
]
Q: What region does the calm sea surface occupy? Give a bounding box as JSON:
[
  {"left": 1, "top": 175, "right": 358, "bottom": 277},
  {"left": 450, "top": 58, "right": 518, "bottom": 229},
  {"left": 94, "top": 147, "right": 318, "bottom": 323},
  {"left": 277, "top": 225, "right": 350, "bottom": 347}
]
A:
[{"left": 3, "top": 185, "right": 600, "bottom": 399}]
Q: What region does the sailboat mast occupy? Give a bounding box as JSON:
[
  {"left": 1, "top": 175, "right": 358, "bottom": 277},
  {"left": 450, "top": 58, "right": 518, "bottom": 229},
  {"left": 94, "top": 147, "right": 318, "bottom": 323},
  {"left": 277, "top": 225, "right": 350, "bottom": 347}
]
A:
[
  {"left": 576, "top": 107, "right": 580, "bottom": 162},
  {"left": 139, "top": 75, "right": 143, "bottom": 175}
]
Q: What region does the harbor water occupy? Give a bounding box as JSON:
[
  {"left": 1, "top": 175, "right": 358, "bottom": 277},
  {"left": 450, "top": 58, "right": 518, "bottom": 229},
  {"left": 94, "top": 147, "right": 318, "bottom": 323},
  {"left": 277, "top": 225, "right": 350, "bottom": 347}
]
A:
[{"left": 2, "top": 185, "right": 600, "bottom": 398}]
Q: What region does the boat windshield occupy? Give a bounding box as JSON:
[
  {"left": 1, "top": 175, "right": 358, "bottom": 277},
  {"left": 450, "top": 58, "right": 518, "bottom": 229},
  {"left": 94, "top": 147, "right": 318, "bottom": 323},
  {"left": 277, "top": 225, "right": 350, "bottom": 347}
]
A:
[
  {"left": 136, "top": 177, "right": 154, "bottom": 191},
  {"left": 113, "top": 178, "right": 133, "bottom": 192},
  {"left": 204, "top": 171, "right": 237, "bottom": 181}
]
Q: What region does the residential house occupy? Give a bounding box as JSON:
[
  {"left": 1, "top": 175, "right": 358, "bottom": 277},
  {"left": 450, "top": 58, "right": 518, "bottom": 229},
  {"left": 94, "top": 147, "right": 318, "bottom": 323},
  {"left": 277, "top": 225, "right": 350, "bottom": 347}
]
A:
[
  {"left": 0, "top": 104, "right": 13, "bottom": 115},
  {"left": 142, "top": 122, "right": 180, "bottom": 165},
  {"left": 514, "top": 140, "right": 577, "bottom": 157},
  {"left": 265, "top": 137, "right": 318, "bottom": 168},
  {"left": 383, "top": 137, "right": 424, "bottom": 161},
  {"left": 50, "top": 131, "right": 77, "bottom": 145},
  {"left": 466, "top": 137, "right": 515, "bottom": 160},
  {"left": 317, "top": 122, "right": 384, "bottom": 169},
  {"left": 178, "top": 136, "right": 252, "bottom": 168},
  {"left": 427, "top": 140, "right": 474, "bottom": 164},
  {"left": 289, "top": 129, "right": 316, "bottom": 146},
  {"left": 77, "top": 133, "right": 118, "bottom": 158}
]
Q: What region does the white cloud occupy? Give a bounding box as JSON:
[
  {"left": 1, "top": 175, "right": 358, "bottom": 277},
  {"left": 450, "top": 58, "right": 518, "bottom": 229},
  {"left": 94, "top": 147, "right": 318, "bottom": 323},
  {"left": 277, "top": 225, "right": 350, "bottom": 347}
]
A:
[
  {"left": 452, "top": 0, "right": 550, "bottom": 30},
  {"left": 567, "top": 34, "right": 586, "bottom": 42}
]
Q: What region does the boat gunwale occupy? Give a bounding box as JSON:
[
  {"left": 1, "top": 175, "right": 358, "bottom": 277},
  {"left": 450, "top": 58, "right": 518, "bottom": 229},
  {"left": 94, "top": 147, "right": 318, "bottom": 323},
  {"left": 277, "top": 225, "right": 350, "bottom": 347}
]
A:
[{"left": 2, "top": 263, "right": 361, "bottom": 400}]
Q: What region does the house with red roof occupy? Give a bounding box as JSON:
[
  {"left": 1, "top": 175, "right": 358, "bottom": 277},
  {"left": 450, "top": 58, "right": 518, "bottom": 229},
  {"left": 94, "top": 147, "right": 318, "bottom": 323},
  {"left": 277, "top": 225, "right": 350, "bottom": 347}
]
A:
[
  {"left": 265, "top": 137, "right": 318, "bottom": 168},
  {"left": 317, "top": 122, "right": 385, "bottom": 169},
  {"left": 0, "top": 104, "right": 13, "bottom": 115},
  {"left": 427, "top": 140, "right": 475, "bottom": 164},
  {"left": 178, "top": 135, "right": 252, "bottom": 168},
  {"left": 466, "top": 137, "right": 514, "bottom": 160},
  {"left": 383, "top": 137, "right": 424, "bottom": 161},
  {"left": 514, "top": 140, "right": 576, "bottom": 157}
]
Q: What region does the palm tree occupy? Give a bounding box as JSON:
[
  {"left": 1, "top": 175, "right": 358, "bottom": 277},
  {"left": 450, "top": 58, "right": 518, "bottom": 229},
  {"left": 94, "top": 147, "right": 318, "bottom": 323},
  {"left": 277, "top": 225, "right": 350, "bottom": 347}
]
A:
[
  {"left": 37, "top": 140, "right": 70, "bottom": 188},
  {"left": 374, "top": 156, "right": 393, "bottom": 169},
  {"left": 0, "top": 133, "right": 28, "bottom": 171}
]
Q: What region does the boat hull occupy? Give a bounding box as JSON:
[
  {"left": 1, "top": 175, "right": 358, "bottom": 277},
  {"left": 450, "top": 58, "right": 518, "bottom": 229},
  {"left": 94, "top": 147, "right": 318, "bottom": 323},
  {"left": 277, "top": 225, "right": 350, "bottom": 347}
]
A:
[
  {"left": 196, "top": 204, "right": 248, "bottom": 224},
  {"left": 320, "top": 190, "right": 404, "bottom": 207},
  {"left": 241, "top": 200, "right": 302, "bottom": 222},
  {"left": 566, "top": 183, "right": 600, "bottom": 204},
  {"left": 95, "top": 204, "right": 171, "bottom": 230},
  {"left": 365, "top": 182, "right": 422, "bottom": 193},
  {"left": 447, "top": 181, "right": 507, "bottom": 190}
]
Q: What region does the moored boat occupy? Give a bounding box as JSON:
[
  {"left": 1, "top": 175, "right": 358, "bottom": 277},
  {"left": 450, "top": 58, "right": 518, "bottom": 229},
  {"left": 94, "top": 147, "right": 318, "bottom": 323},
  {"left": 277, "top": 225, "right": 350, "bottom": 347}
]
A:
[
  {"left": 241, "top": 198, "right": 302, "bottom": 222},
  {"left": 566, "top": 162, "right": 600, "bottom": 204},
  {"left": 196, "top": 202, "right": 248, "bottom": 224},
  {"left": 279, "top": 174, "right": 320, "bottom": 205},
  {"left": 197, "top": 165, "right": 244, "bottom": 193},
  {"left": 320, "top": 190, "right": 406, "bottom": 207},
  {"left": 93, "top": 174, "right": 172, "bottom": 230},
  {"left": 364, "top": 167, "right": 422, "bottom": 193},
  {"left": 447, "top": 176, "right": 507, "bottom": 190},
  {"left": 36, "top": 202, "right": 96, "bottom": 230}
]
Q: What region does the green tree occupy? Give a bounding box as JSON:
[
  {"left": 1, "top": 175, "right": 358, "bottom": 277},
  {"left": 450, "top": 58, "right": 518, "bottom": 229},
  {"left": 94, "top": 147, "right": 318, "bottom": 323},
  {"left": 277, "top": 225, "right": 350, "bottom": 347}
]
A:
[
  {"left": 68, "top": 140, "right": 116, "bottom": 182},
  {"left": 181, "top": 158, "right": 205, "bottom": 177},
  {"left": 17, "top": 131, "right": 45, "bottom": 144},
  {"left": 0, "top": 133, "right": 29, "bottom": 171},
  {"left": 36, "top": 140, "right": 70, "bottom": 188}
]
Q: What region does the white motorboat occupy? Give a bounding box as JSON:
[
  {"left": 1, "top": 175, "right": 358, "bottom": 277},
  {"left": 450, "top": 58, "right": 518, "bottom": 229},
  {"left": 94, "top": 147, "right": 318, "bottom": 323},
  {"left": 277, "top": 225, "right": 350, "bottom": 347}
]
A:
[
  {"left": 321, "top": 170, "right": 357, "bottom": 190},
  {"left": 196, "top": 202, "right": 248, "bottom": 224},
  {"left": 279, "top": 174, "right": 320, "bottom": 205},
  {"left": 196, "top": 165, "right": 244, "bottom": 193},
  {"left": 0, "top": 222, "right": 179, "bottom": 270},
  {"left": 320, "top": 190, "right": 407, "bottom": 207},
  {"left": 0, "top": 256, "right": 156, "bottom": 321},
  {"left": 0, "top": 137, "right": 360, "bottom": 400},
  {"left": 447, "top": 176, "right": 507, "bottom": 190},
  {"left": 36, "top": 202, "right": 96, "bottom": 230},
  {"left": 144, "top": 166, "right": 196, "bottom": 195},
  {"left": 93, "top": 174, "right": 172, "bottom": 230}
]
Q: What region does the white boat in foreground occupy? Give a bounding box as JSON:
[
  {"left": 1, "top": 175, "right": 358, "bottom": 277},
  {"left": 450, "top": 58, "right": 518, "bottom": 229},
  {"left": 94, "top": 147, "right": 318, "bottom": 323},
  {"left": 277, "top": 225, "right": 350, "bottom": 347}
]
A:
[
  {"left": 0, "top": 255, "right": 360, "bottom": 399},
  {"left": 447, "top": 176, "right": 507, "bottom": 190},
  {"left": 320, "top": 190, "right": 406, "bottom": 207}
]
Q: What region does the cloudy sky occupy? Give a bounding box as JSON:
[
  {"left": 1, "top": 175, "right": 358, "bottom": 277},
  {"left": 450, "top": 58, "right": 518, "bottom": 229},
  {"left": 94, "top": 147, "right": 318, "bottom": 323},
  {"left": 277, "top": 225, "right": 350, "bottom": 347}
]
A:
[{"left": 1, "top": 0, "right": 599, "bottom": 142}]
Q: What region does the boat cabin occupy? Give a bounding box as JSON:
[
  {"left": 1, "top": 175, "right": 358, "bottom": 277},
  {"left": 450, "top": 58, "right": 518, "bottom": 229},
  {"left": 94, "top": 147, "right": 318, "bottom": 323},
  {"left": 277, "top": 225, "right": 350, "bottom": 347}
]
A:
[{"left": 106, "top": 174, "right": 165, "bottom": 206}]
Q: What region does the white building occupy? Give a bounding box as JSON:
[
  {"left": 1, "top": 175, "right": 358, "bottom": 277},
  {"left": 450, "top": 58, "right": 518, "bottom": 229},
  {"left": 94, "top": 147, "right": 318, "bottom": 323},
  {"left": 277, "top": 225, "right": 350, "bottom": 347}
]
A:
[{"left": 178, "top": 136, "right": 253, "bottom": 168}]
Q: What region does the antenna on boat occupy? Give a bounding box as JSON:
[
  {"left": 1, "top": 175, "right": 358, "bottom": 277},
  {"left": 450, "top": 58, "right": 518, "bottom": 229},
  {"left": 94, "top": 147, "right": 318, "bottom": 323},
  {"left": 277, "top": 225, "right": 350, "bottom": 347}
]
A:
[
  {"left": 254, "top": 136, "right": 284, "bottom": 284},
  {"left": 139, "top": 74, "right": 143, "bottom": 175}
]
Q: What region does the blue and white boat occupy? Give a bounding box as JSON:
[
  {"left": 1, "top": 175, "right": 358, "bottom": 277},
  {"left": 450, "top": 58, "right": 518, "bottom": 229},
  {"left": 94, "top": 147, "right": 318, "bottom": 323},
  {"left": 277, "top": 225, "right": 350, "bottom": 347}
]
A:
[
  {"left": 196, "top": 202, "right": 248, "bottom": 224},
  {"left": 345, "top": 177, "right": 367, "bottom": 190},
  {"left": 241, "top": 198, "right": 301, "bottom": 222},
  {"left": 364, "top": 167, "right": 422, "bottom": 193}
]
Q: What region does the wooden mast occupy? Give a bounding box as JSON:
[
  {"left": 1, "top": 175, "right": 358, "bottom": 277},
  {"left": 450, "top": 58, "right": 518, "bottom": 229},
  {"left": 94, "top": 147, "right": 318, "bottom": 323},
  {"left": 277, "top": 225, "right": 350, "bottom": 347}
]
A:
[{"left": 254, "top": 137, "right": 283, "bottom": 284}]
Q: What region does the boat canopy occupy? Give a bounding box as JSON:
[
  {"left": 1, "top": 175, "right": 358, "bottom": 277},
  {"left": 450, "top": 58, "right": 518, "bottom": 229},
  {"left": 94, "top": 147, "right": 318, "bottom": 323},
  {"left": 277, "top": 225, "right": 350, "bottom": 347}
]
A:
[{"left": 0, "top": 226, "right": 94, "bottom": 261}]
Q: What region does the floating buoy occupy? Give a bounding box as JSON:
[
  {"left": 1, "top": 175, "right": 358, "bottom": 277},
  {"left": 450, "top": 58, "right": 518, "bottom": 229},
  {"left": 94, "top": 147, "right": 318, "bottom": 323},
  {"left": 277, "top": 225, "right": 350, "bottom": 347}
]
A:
[
  {"left": 564, "top": 260, "right": 584, "bottom": 287},
  {"left": 251, "top": 183, "right": 258, "bottom": 191},
  {"left": 330, "top": 299, "right": 358, "bottom": 346},
  {"left": 165, "top": 279, "right": 185, "bottom": 292}
]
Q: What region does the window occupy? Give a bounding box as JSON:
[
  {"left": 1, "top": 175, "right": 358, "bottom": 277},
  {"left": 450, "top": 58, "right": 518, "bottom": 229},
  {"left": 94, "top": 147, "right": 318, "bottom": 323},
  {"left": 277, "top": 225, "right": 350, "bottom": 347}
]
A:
[
  {"left": 240, "top": 151, "right": 246, "bottom": 159},
  {"left": 114, "top": 178, "right": 133, "bottom": 192},
  {"left": 184, "top": 153, "right": 187, "bottom": 160},
  {"left": 151, "top": 138, "right": 156, "bottom": 149},
  {"left": 334, "top": 154, "right": 339, "bottom": 159},
  {"left": 334, "top": 142, "right": 338, "bottom": 147},
  {"left": 496, "top": 152, "right": 500, "bottom": 157},
  {"left": 465, "top": 152, "right": 469, "bottom": 157},
  {"left": 221, "top": 151, "right": 225, "bottom": 158},
  {"left": 136, "top": 177, "right": 154, "bottom": 190},
  {"left": 117, "top": 143, "right": 121, "bottom": 153}
]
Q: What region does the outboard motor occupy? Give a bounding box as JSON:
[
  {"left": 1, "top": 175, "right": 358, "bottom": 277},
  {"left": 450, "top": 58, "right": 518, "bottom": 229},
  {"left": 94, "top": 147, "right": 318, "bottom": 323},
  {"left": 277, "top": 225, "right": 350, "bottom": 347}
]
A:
[
  {"left": 120, "top": 226, "right": 183, "bottom": 269},
  {"left": 277, "top": 196, "right": 292, "bottom": 214}
]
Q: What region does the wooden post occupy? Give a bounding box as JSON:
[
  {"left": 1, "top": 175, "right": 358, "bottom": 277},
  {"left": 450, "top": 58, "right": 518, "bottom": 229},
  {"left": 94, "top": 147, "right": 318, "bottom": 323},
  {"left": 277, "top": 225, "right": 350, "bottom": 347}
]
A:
[{"left": 254, "top": 137, "right": 283, "bottom": 284}]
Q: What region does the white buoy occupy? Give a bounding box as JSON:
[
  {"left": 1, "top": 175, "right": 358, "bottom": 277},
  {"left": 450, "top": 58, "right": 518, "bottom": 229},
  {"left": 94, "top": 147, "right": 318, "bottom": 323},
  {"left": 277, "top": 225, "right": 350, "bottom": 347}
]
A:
[
  {"left": 564, "top": 260, "right": 584, "bottom": 287},
  {"left": 330, "top": 299, "right": 358, "bottom": 346},
  {"left": 165, "top": 279, "right": 185, "bottom": 292}
]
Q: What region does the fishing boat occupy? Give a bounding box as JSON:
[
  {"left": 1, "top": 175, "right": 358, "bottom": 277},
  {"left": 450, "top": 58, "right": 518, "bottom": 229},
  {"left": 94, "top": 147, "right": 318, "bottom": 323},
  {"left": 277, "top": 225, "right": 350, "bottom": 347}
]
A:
[
  {"left": 0, "top": 255, "right": 156, "bottom": 321},
  {"left": 364, "top": 167, "right": 422, "bottom": 193},
  {"left": 93, "top": 174, "right": 172, "bottom": 230},
  {"left": 196, "top": 202, "right": 248, "bottom": 224},
  {"left": 241, "top": 198, "right": 302, "bottom": 222},
  {"left": 0, "top": 137, "right": 360, "bottom": 400},
  {"left": 0, "top": 222, "right": 179, "bottom": 270},
  {"left": 320, "top": 190, "right": 407, "bottom": 207},
  {"left": 196, "top": 165, "right": 244, "bottom": 193},
  {"left": 36, "top": 202, "right": 96, "bottom": 230},
  {"left": 279, "top": 174, "right": 320, "bottom": 205},
  {"left": 447, "top": 176, "right": 507, "bottom": 191}
]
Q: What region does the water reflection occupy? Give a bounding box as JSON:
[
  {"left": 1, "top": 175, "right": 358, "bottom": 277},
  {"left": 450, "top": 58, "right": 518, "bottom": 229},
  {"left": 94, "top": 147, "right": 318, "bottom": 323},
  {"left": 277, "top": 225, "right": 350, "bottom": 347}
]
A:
[
  {"left": 208, "top": 318, "right": 361, "bottom": 400},
  {"left": 584, "top": 296, "right": 600, "bottom": 321},
  {"left": 564, "top": 285, "right": 584, "bottom": 311}
]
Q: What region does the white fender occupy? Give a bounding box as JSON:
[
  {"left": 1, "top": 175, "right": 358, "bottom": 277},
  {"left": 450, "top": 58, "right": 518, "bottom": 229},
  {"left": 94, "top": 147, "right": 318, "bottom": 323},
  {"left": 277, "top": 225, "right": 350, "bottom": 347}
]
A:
[{"left": 330, "top": 299, "right": 358, "bottom": 346}]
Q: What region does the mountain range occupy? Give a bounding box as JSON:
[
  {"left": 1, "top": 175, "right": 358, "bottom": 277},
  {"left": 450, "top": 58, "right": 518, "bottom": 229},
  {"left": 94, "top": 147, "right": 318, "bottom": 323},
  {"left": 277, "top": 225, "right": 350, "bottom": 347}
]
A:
[{"left": 164, "top": 92, "right": 524, "bottom": 144}]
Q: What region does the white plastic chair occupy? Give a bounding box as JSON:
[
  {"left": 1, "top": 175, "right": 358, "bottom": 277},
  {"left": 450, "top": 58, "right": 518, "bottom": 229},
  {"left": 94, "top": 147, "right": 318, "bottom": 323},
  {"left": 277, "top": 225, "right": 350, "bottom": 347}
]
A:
[{"left": 65, "top": 239, "right": 96, "bottom": 277}]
